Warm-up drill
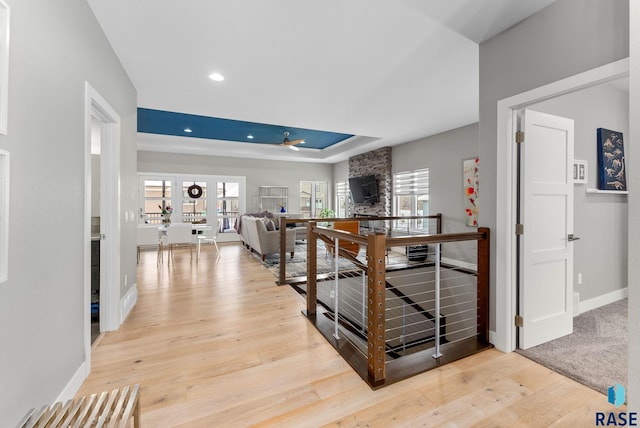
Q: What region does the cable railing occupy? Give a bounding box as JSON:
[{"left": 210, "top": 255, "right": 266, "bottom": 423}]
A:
[
  {"left": 276, "top": 215, "right": 442, "bottom": 285},
  {"left": 298, "top": 217, "right": 490, "bottom": 388}
]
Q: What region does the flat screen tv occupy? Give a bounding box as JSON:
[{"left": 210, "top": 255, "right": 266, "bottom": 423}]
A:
[{"left": 349, "top": 175, "right": 379, "bottom": 204}]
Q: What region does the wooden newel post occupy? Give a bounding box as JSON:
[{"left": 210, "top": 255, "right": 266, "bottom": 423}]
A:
[
  {"left": 306, "top": 221, "right": 318, "bottom": 316},
  {"left": 367, "top": 232, "right": 387, "bottom": 387},
  {"left": 477, "top": 227, "right": 490, "bottom": 343}
]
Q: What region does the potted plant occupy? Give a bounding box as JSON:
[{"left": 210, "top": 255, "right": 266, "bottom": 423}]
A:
[
  {"left": 318, "top": 208, "right": 335, "bottom": 227},
  {"left": 159, "top": 204, "right": 173, "bottom": 225},
  {"left": 319, "top": 208, "right": 335, "bottom": 218}
]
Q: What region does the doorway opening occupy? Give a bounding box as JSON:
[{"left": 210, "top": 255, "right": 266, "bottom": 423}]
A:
[
  {"left": 494, "top": 58, "right": 629, "bottom": 354},
  {"left": 90, "top": 116, "right": 101, "bottom": 344},
  {"left": 495, "top": 58, "right": 629, "bottom": 395},
  {"left": 84, "top": 82, "right": 121, "bottom": 374}
]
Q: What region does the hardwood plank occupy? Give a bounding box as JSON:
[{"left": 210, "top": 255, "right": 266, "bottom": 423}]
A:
[{"left": 77, "top": 243, "right": 608, "bottom": 426}]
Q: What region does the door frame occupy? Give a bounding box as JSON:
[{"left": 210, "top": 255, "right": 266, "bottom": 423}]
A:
[
  {"left": 493, "top": 58, "right": 629, "bottom": 353},
  {"left": 84, "top": 82, "right": 121, "bottom": 372}
]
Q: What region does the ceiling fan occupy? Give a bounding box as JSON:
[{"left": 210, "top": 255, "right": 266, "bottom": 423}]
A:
[{"left": 279, "top": 131, "right": 305, "bottom": 151}]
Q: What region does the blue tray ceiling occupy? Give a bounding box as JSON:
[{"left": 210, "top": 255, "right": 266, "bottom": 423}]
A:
[{"left": 137, "top": 108, "right": 353, "bottom": 150}]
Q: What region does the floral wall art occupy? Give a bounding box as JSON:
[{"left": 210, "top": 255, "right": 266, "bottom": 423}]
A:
[{"left": 463, "top": 157, "right": 479, "bottom": 227}]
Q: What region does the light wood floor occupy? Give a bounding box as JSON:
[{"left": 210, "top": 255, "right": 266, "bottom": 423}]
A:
[{"left": 78, "top": 243, "right": 609, "bottom": 427}]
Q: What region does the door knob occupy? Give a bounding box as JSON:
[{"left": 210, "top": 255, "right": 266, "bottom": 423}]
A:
[{"left": 568, "top": 234, "right": 580, "bottom": 241}]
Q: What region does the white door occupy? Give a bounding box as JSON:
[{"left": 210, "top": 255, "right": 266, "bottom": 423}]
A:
[{"left": 518, "top": 109, "right": 575, "bottom": 349}]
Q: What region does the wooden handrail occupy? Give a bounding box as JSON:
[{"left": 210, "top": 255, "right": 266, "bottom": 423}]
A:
[
  {"left": 312, "top": 225, "right": 369, "bottom": 245},
  {"left": 385, "top": 231, "right": 487, "bottom": 246}
]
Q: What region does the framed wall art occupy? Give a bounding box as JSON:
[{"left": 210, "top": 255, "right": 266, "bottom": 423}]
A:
[
  {"left": 596, "top": 128, "right": 626, "bottom": 191},
  {"left": 463, "top": 157, "right": 479, "bottom": 227}
]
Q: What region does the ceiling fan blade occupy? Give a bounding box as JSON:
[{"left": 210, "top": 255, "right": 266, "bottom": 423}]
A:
[{"left": 280, "top": 138, "right": 305, "bottom": 146}]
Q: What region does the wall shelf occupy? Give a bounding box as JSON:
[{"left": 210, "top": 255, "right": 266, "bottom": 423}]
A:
[
  {"left": 259, "top": 185, "right": 288, "bottom": 212},
  {"left": 585, "top": 188, "right": 628, "bottom": 195}
]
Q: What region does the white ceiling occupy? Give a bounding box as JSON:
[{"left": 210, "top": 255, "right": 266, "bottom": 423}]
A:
[{"left": 87, "top": 0, "right": 557, "bottom": 163}]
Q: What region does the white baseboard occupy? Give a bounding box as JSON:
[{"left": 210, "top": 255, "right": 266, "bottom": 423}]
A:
[
  {"left": 489, "top": 330, "right": 497, "bottom": 347},
  {"left": 579, "top": 287, "right": 628, "bottom": 314},
  {"left": 121, "top": 283, "right": 138, "bottom": 324},
  {"left": 55, "top": 362, "right": 88, "bottom": 403}
]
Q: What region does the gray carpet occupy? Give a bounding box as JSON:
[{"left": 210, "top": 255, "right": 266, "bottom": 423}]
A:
[{"left": 516, "top": 298, "right": 627, "bottom": 395}]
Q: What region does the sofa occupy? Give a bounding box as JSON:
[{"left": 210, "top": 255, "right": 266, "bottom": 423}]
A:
[
  {"left": 272, "top": 213, "right": 307, "bottom": 241},
  {"left": 238, "top": 215, "right": 296, "bottom": 261}
]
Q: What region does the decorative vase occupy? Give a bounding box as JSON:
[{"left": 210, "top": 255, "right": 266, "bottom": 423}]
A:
[
  {"left": 162, "top": 214, "right": 171, "bottom": 225},
  {"left": 280, "top": 206, "right": 286, "bottom": 213}
]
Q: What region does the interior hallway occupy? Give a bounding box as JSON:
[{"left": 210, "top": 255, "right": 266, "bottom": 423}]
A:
[{"left": 77, "top": 243, "right": 610, "bottom": 427}]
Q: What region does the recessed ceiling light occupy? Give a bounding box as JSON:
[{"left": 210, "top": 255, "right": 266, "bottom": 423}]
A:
[
  {"left": 289, "top": 145, "right": 300, "bottom": 151},
  {"left": 247, "top": 135, "right": 254, "bottom": 139},
  {"left": 184, "top": 128, "right": 193, "bottom": 133},
  {"left": 208, "top": 72, "right": 225, "bottom": 82}
]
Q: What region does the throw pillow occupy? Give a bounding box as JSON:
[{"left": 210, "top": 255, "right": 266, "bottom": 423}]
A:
[{"left": 265, "top": 219, "right": 276, "bottom": 231}]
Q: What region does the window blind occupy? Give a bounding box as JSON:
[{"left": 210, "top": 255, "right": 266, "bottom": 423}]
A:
[{"left": 394, "top": 168, "right": 429, "bottom": 195}]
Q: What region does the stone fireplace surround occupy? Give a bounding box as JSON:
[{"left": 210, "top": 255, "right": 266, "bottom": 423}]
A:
[{"left": 348, "top": 147, "right": 392, "bottom": 217}]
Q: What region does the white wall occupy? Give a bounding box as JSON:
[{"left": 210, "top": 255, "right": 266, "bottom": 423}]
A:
[
  {"left": 0, "top": 0, "right": 137, "bottom": 425},
  {"left": 627, "top": 0, "right": 639, "bottom": 412},
  {"left": 529, "top": 84, "right": 628, "bottom": 302},
  {"left": 138, "top": 151, "right": 334, "bottom": 215},
  {"left": 478, "top": 0, "right": 629, "bottom": 332}
]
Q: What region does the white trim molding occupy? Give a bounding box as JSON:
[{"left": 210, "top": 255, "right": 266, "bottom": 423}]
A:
[
  {"left": 579, "top": 288, "right": 628, "bottom": 315},
  {"left": 54, "top": 362, "right": 88, "bottom": 404},
  {"left": 121, "top": 283, "right": 138, "bottom": 323}
]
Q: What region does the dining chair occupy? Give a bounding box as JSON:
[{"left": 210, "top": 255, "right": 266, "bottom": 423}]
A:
[
  {"left": 196, "top": 222, "right": 220, "bottom": 261},
  {"left": 325, "top": 220, "right": 360, "bottom": 258},
  {"left": 137, "top": 225, "right": 162, "bottom": 265},
  {"left": 165, "top": 223, "right": 194, "bottom": 262}
]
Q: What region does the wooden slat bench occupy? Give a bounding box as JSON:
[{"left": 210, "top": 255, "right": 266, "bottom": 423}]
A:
[{"left": 17, "top": 384, "right": 140, "bottom": 428}]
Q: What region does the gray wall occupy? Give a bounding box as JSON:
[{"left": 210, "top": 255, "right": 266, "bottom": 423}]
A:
[
  {"left": 628, "top": 0, "right": 639, "bottom": 412},
  {"left": 333, "top": 124, "right": 478, "bottom": 232},
  {"left": 138, "top": 151, "right": 334, "bottom": 215},
  {"left": 529, "top": 84, "right": 628, "bottom": 302},
  {"left": 393, "top": 123, "right": 479, "bottom": 234},
  {"left": 478, "top": 0, "right": 629, "bottom": 330},
  {"left": 333, "top": 160, "right": 349, "bottom": 186},
  {"left": 0, "top": 0, "right": 137, "bottom": 425}
]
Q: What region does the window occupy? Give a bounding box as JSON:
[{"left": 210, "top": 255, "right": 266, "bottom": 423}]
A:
[
  {"left": 393, "top": 168, "right": 429, "bottom": 231},
  {"left": 300, "top": 181, "right": 328, "bottom": 218},
  {"left": 138, "top": 174, "right": 245, "bottom": 238},
  {"left": 335, "top": 181, "right": 350, "bottom": 218},
  {"left": 217, "top": 181, "right": 240, "bottom": 232},
  {"left": 182, "top": 181, "right": 207, "bottom": 224},
  {"left": 141, "top": 179, "right": 172, "bottom": 224}
]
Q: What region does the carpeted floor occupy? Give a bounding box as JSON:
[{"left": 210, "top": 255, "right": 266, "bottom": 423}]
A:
[{"left": 516, "top": 298, "right": 627, "bottom": 395}]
